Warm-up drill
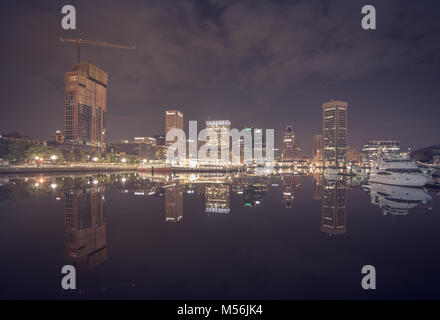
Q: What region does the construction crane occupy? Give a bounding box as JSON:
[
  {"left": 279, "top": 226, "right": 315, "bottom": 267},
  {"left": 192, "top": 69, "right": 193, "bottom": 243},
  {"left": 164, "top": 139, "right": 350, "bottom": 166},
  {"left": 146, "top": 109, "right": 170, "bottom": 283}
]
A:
[{"left": 59, "top": 37, "right": 136, "bottom": 62}]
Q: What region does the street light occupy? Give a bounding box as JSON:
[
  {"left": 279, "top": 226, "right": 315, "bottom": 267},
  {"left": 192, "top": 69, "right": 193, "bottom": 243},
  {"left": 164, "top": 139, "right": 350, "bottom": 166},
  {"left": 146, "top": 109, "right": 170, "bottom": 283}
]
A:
[
  {"left": 121, "top": 158, "right": 127, "bottom": 163},
  {"left": 50, "top": 155, "right": 57, "bottom": 161},
  {"left": 92, "top": 157, "right": 99, "bottom": 162}
]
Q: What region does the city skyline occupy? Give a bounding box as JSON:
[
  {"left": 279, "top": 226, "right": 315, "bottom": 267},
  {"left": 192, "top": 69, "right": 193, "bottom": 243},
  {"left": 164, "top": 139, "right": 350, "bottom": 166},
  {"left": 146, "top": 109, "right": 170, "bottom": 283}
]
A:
[{"left": 1, "top": 0, "right": 440, "bottom": 156}]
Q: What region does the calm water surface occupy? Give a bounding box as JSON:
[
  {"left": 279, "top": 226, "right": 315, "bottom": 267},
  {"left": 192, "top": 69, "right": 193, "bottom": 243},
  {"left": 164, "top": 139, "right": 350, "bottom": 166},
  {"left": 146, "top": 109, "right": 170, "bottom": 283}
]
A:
[{"left": 0, "top": 171, "right": 439, "bottom": 299}]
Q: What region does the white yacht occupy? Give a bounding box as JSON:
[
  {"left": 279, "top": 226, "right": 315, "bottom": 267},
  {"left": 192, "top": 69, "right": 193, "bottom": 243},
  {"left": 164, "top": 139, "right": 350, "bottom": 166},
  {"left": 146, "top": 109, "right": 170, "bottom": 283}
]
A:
[
  {"left": 368, "top": 155, "right": 429, "bottom": 187},
  {"left": 324, "top": 166, "right": 339, "bottom": 175},
  {"left": 369, "top": 182, "right": 431, "bottom": 216}
]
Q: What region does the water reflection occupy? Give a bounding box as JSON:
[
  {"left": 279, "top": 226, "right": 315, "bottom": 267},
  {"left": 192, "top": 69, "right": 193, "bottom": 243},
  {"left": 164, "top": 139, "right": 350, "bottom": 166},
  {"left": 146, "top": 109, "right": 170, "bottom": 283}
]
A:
[
  {"left": 0, "top": 170, "right": 437, "bottom": 275},
  {"left": 65, "top": 187, "right": 107, "bottom": 269},
  {"left": 281, "top": 174, "right": 300, "bottom": 208},
  {"left": 165, "top": 183, "right": 183, "bottom": 222},
  {"left": 321, "top": 178, "right": 347, "bottom": 236},
  {"left": 368, "top": 183, "right": 432, "bottom": 216}
]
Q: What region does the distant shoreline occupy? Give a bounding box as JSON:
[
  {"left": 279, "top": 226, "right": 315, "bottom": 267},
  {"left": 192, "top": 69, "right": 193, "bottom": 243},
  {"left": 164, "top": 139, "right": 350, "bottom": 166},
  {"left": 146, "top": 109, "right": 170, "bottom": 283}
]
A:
[{"left": 0, "top": 165, "right": 138, "bottom": 174}]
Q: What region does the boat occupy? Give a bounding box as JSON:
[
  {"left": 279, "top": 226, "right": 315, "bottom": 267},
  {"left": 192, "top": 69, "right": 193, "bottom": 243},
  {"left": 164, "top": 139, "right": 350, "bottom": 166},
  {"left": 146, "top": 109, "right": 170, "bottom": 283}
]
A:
[
  {"left": 369, "top": 182, "right": 431, "bottom": 216},
  {"left": 323, "top": 166, "right": 339, "bottom": 175},
  {"left": 368, "top": 154, "right": 429, "bottom": 187},
  {"left": 347, "top": 163, "right": 368, "bottom": 176}
]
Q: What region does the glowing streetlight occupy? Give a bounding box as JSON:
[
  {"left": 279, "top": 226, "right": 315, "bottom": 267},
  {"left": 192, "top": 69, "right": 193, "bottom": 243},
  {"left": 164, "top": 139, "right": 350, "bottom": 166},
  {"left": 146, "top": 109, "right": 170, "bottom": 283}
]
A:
[
  {"left": 50, "top": 155, "right": 57, "bottom": 161},
  {"left": 121, "top": 177, "right": 127, "bottom": 183},
  {"left": 92, "top": 157, "right": 98, "bottom": 162},
  {"left": 93, "top": 180, "right": 99, "bottom": 185},
  {"left": 34, "top": 156, "right": 39, "bottom": 161},
  {"left": 121, "top": 158, "right": 127, "bottom": 163},
  {"left": 50, "top": 183, "right": 57, "bottom": 189}
]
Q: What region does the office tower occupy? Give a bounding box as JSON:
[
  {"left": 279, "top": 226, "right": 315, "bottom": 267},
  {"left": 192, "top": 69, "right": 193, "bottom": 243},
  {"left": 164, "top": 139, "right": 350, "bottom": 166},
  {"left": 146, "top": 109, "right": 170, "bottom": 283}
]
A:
[
  {"left": 53, "top": 130, "right": 65, "bottom": 143},
  {"left": 244, "top": 183, "right": 267, "bottom": 207},
  {"left": 154, "top": 134, "right": 166, "bottom": 146},
  {"left": 165, "top": 110, "right": 184, "bottom": 145},
  {"left": 65, "top": 188, "right": 107, "bottom": 269},
  {"left": 205, "top": 120, "right": 231, "bottom": 165},
  {"left": 281, "top": 174, "right": 299, "bottom": 208},
  {"left": 313, "top": 134, "right": 323, "bottom": 163},
  {"left": 321, "top": 179, "right": 347, "bottom": 236},
  {"left": 110, "top": 137, "right": 156, "bottom": 160},
  {"left": 322, "top": 100, "right": 348, "bottom": 167},
  {"left": 205, "top": 184, "right": 230, "bottom": 214},
  {"left": 361, "top": 141, "right": 400, "bottom": 163},
  {"left": 65, "top": 62, "right": 108, "bottom": 151},
  {"left": 282, "top": 125, "right": 300, "bottom": 161},
  {"left": 244, "top": 127, "right": 267, "bottom": 164},
  {"left": 346, "top": 147, "right": 362, "bottom": 163},
  {"left": 312, "top": 173, "right": 323, "bottom": 200},
  {"left": 165, "top": 184, "right": 183, "bottom": 222}
]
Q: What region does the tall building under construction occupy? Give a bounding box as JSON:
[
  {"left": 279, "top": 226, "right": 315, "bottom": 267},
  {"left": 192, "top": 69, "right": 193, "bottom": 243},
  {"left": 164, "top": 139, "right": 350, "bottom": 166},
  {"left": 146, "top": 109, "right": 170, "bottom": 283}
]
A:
[{"left": 64, "top": 62, "right": 108, "bottom": 151}]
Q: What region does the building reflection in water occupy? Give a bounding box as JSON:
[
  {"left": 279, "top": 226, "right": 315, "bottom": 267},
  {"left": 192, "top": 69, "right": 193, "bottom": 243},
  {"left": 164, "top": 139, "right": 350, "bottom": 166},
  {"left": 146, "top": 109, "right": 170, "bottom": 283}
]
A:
[
  {"left": 321, "top": 178, "right": 347, "bottom": 236},
  {"left": 165, "top": 183, "right": 183, "bottom": 222},
  {"left": 368, "top": 183, "right": 431, "bottom": 216},
  {"left": 205, "top": 184, "right": 230, "bottom": 214},
  {"left": 281, "top": 174, "right": 299, "bottom": 208},
  {"left": 64, "top": 187, "right": 107, "bottom": 269},
  {"left": 244, "top": 183, "right": 267, "bottom": 207},
  {"left": 312, "top": 173, "right": 323, "bottom": 200}
]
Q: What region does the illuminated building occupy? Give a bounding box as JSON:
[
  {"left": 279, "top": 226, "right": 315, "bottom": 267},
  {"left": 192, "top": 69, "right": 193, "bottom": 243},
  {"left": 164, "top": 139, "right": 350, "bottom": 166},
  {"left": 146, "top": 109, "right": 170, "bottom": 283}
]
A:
[
  {"left": 205, "top": 184, "right": 230, "bottom": 214},
  {"left": 313, "top": 134, "right": 323, "bottom": 163},
  {"left": 165, "top": 110, "right": 184, "bottom": 145},
  {"left": 165, "top": 184, "right": 183, "bottom": 222},
  {"left": 244, "top": 183, "right": 267, "bottom": 207},
  {"left": 321, "top": 179, "right": 346, "bottom": 236},
  {"left": 322, "top": 100, "right": 348, "bottom": 167},
  {"left": 362, "top": 141, "right": 400, "bottom": 163},
  {"left": 205, "top": 120, "right": 231, "bottom": 165},
  {"left": 312, "top": 173, "right": 323, "bottom": 200},
  {"left": 281, "top": 174, "right": 299, "bottom": 208},
  {"left": 154, "top": 134, "right": 166, "bottom": 146},
  {"left": 282, "top": 125, "right": 300, "bottom": 161},
  {"left": 64, "top": 62, "right": 108, "bottom": 151},
  {"left": 54, "top": 130, "right": 64, "bottom": 143},
  {"left": 65, "top": 188, "right": 107, "bottom": 269},
  {"left": 109, "top": 137, "right": 157, "bottom": 160},
  {"left": 346, "top": 147, "right": 362, "bottom": 163}
]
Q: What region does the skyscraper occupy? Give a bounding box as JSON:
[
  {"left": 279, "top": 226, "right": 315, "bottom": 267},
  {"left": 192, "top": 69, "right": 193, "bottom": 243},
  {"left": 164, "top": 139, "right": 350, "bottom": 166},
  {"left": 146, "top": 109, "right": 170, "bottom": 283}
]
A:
[
  {"left": 205, "top": 120, "right": 231, "bottom": 165},
  {"left": 165, "top": 109, "right": 184, "bottom": 145},
  {"left": 65, "top": 62, "right": 108, "bottom": 151},
  {"left": 322, "top": 100, "right": 348, "bottom": 167},
  {"left": 282, "top": 125, "right": 300, "bottom": 161},
  {"left": 313, "top": 134, "right": 323, "bottom": 163}
]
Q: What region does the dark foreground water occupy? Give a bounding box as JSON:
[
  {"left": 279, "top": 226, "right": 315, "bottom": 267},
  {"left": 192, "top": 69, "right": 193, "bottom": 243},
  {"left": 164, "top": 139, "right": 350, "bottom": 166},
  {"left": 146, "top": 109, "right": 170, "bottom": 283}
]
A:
[{"left": 0, "top": 171, "right": 439, "bottom": 299}]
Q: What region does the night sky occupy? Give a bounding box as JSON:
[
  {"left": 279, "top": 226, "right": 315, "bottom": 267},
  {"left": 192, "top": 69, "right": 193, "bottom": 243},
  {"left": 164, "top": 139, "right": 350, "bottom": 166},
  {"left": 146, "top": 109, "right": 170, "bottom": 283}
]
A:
[{"left": 1, "top": 0, "right": 439, "bottom": 155}]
